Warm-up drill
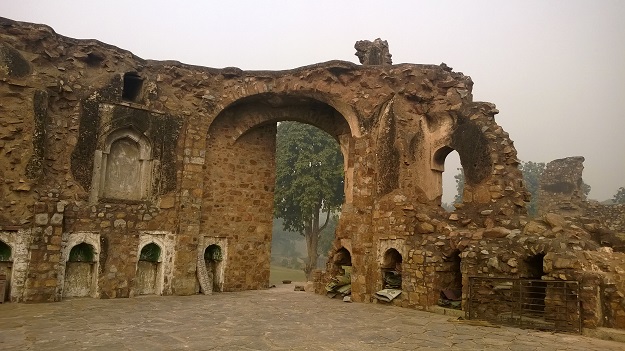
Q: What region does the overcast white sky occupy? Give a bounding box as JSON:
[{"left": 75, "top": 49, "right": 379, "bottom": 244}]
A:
[{"left": 2, "top": 0, "right": 624, "bottom": 202}]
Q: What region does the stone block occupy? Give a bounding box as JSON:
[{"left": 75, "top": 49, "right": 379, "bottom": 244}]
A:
[{"left": 34, "top": 214, "right": 49, "bottom": 226}]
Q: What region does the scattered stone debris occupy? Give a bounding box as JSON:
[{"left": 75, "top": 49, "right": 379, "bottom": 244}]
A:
[
  {"left": 382, "top": 271, "right": 402, "bottom": 289},
  {"left": 438, "top": 289, "right": 462, "bottom": 309},
  {"left": 325, "top": 266, "right": 352, "bottom": 299}
]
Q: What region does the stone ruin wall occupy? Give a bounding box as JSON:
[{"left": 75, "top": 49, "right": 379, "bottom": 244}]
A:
[{"left": 1, "top": 18, "right": 624, "bottom": 330}]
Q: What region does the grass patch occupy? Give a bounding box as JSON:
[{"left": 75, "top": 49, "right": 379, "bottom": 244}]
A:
[{"left": 270, "top": 265, "right": 306, "bottom": 285}]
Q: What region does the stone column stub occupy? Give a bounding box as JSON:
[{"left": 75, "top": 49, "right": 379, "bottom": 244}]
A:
[{"left": 355, "top": 38, "right": 392, "bottom": 66}]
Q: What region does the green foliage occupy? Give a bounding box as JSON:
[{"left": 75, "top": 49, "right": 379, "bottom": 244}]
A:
[
  {"left": 139, "top": 243, "right": 161, "bottom": 262},
  {"left": 519, "top": 161, "right": 545, "bottom": 216},
  {"left": 68, "top": 243, "right": 94, "bottom": 262},
  {"left": 0, "top": 241, "right": 11, "bottom": 261},
  {"left": 453, "top": 168, "right": 464, "bottom": 204},
  {"left": 613, "top": 187, "right": 625, "bottom": 204},
  {"left": 274, "top": 121, "right": 344, "bottom": 233},
  {"left": 274, "top": 121, "right": 344, "bottom": 277},
  {"left": 204, "top": 244, "right": 223, "bottom": 261},
  {"left": 318, "top": 214, "right": 338, "bottom": 257}
]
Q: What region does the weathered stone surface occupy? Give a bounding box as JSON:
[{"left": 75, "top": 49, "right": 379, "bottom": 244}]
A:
[
  {"left": 523, "top": 221, "right": 547, "bottom": 235},
  {"left": 483, "top": 226, "right": 511, "bottom": 238},
  {"left": 354, "top": 38, "right": 392, "bottom": 65},
  {"left": 1, "top": 17, "right": 625, "bottom": 332}
]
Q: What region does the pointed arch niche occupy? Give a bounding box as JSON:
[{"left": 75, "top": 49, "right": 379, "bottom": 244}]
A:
[{"left": 90, "top": 128, "right": 154, "bottom": 202}]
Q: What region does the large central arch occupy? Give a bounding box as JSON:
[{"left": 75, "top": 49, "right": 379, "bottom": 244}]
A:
[{"left": 199, "top": 93, "right": 357, "bottom": 291}]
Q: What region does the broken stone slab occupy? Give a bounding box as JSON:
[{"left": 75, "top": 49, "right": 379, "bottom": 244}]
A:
[
  {"left": 294, "top": 285, "right": 305, "bottom": 291},
  {"left": 543, "top": 212, "right": 569, "bottom": 229},
  {"left": 483, "top": 226, "right": 511, "bottom": 238},
  {"left": 523, "top": 221, "right": 547, "bottom": 235},
  {"left": 374, "top": 289, "right": 402, "bottom": 302}
]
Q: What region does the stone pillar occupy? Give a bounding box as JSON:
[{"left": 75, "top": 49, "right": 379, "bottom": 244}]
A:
[{"left": 172, "top": 116, "right": 207, "bottom": 295}]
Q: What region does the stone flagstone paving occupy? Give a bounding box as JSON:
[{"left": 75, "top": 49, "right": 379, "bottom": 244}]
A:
[{"left": 0, "top": 284, "right": 623, "bottom": 350}]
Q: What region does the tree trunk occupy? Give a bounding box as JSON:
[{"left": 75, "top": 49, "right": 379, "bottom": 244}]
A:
[{"left": 304, "top": 206, "right": 324, "bottom": 280}]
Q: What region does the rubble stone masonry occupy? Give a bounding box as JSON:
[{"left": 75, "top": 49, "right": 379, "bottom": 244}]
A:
[{"left": 1, "top": 17, "right": 624, "bottom": 330}]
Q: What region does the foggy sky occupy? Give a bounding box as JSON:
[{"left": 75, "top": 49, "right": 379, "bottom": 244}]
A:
[{"left": 2, "top": 0, "right": 624, "bottom": 202}]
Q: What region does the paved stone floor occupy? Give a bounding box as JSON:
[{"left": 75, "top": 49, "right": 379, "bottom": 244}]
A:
[{"left": 0, "top": 284, "right": 623, "bottom": 351}]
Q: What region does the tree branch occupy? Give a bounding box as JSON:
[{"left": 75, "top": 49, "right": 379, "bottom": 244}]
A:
[{"left": 318, "top": 210, "right": 331, "bottom": 235}]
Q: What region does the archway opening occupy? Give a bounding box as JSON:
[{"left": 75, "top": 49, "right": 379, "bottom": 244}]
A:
[
  {"left": 272, "top": 121, "right": 344, "bottom": 283},
  {"left": 524, "top": 253, "right": 546, "bottom": 313},
  {"left": 204, "top": 93, "right": 355, "bottom": 291},
  {"left": 136, "top": 243, "right": 161, "bottom": 295},
  {"left": 0, "top": 240, "right": 12, "bottom": 302},
  {"left": 203, "top": 244, "right": 223, "bottom": 292},
  {"left": 64, "top": 243, "right": 96, "bottom": 298},
  {"left": 381, "top": 248, "right": 402, "bottom": 289},
  {"left": 433, "top": 147, "right": 463, "bottom": 211}
]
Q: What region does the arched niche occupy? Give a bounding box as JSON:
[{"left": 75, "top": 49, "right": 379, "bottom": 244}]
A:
[
  {"left": 332, "top": 247, "right": 352, "bottom": 278},
  {"left": 381, "top": 248, "right": 402, "bottom": 289},
  {"left": 90, "top": 128, "right": 153, "bottom": 202},
  {"left": 0, "top": 240, "right": 12, "bottom": 302},
  {"left": 59, "top": 232, "right": 101, "bottom": 300},
  {"left": 134, "top": 232, "right": 175, "bottom": 296},
  {"left": 64, "top": 242, "right": 97, "bottom": 298},
  {"left": 203, "top": 244, "right": 223, "bottom": 293},
  {"left": 0, "top": 240, "right": 11, "bottom": 261},
  {"left": 135, "top": 242, "right": 162, "bottom": 296}
]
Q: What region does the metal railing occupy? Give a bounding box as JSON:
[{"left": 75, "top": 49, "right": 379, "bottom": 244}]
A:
[{"left": 467, "top": 277, "right": 581, "bottom": 333}]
